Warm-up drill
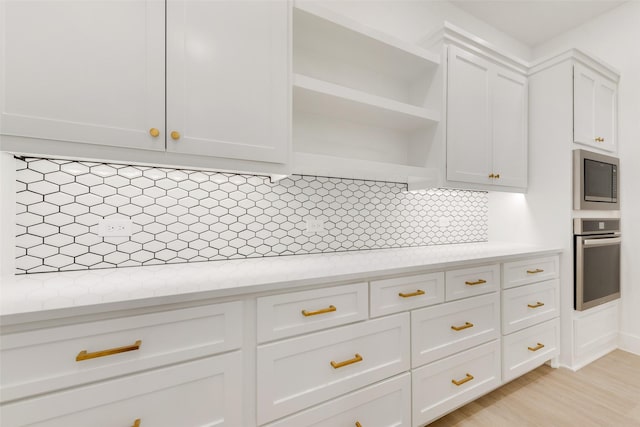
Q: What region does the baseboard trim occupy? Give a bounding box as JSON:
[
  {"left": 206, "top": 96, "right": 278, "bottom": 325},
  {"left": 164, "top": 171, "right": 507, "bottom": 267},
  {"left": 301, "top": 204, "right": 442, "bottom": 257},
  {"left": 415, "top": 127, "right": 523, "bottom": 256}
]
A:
[{"left": 619, "top": 332, "right": 640, "bottom": 356}]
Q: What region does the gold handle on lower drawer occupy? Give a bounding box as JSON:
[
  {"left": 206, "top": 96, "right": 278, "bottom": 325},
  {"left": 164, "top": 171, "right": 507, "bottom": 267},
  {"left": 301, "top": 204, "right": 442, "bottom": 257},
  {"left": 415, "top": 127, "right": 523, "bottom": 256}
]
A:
[
  {"left": 451, "top": 322, "right": 474, "bottom": 331},
  {"left": 452, "top": 373, "right": 474, "bottom": 386},
  {"left": 465, "top": 279, "right": 487, "bottom": 286},
  {"left": 528, "top": 343, "right": 545, "bottom": 352},
  {"left": 528, "top": 301, "right": 545, "bottom": 309},
  {"left": 331, "top": 353, "right": 363, "bottom": 369},
  {"left": 132, "top": 419, "right": 141, "bottom": 427},
  {"left": 301, "top": 305, "right": 336, "bottom": 317},
  {"left": 76, "top": 340, "right": 142, "bottom": 361},
  {"left": 355, "top": 422, "right": 363, "bottom": 427},
  {"left": 527, "top": 268, "right": 544, "bottom": 274},
  {"left": 398, "top": 289, "right": 425, "bottom": 298}
]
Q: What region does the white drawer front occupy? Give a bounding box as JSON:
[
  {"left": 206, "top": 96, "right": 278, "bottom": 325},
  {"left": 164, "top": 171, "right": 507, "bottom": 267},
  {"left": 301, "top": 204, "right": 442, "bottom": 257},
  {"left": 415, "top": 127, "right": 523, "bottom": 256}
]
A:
[
  {"left": 503, "top": 318, "right": 560, "bottom": 382},
  {"left": 412, "top": 340, "right": 501, "bottom": 427},
  {"left": 503, "top": 256, "right": 559, "bottom": 289},
  {"left": 502, "top": 279, "right": 559, "bottom": 334},
  {"left": 0, "top": 301, "right": 243, "bottom": 403},
  {"left": 1, "top": 351, "right": 243, "bottom": 427},
  {"left": 257, "top": 313, "right": 410, "bottom": 424},
  {"left": 445, "top": 264, "right": 500, "bottom": 301},
  {"left": 265, "top": 373, "right": 412, "bottom": 427},
  {"left": 257, "top": 283, "right": 368, "bottom": 343},
  {"left": 412, "top": 293, "right": 500, "bottom": 368},
  {"left": 370, "top": 272, "right": 445, "bottom": 318}
]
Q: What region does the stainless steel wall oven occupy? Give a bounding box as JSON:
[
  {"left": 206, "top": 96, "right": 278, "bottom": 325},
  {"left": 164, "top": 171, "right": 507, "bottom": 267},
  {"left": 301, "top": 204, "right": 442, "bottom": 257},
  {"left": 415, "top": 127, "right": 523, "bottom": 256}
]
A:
[{"left": 574, "top": 218, "right": 621, "bottom": 311}]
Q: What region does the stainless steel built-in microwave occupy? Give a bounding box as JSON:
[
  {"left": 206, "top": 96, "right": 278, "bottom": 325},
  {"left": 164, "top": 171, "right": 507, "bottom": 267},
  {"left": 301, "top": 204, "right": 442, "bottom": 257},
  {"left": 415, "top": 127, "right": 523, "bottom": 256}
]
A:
[{"left": 574, "top": 149, "right": 619, "bottom": 210}]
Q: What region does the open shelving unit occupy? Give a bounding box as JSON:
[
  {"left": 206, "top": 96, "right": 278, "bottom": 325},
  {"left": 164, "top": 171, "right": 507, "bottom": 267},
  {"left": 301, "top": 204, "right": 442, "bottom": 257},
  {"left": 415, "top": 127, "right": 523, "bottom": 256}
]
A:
[{"left": 291, "top": 2, "right": 443, "bottom": 188}]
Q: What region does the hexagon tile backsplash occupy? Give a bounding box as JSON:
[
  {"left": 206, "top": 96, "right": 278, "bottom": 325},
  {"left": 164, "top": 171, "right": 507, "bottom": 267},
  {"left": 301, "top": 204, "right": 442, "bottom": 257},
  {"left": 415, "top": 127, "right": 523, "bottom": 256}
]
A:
[{"left": 14, "top": 157, "right": 488, "bottom": 274}]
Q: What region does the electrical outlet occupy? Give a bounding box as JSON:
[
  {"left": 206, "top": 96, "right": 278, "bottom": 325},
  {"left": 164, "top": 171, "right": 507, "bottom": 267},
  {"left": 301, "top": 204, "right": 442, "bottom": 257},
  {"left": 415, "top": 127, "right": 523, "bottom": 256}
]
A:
[
  {"left": 98, "top": 219, "right": 133, "bottom": 237},
  {"left": 306, "top": 218, "right": 325, "bottom": 233}
]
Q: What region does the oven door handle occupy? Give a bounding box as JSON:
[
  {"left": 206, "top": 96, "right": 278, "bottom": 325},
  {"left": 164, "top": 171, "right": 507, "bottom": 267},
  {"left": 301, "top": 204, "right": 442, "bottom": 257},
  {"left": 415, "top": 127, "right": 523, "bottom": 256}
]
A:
[{"left": 583, "top": 237, "right": 621, "bottom": 247}]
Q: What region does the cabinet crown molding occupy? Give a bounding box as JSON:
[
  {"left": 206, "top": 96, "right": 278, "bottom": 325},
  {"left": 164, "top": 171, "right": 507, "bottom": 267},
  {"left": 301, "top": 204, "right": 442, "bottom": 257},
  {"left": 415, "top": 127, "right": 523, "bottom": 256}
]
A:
[
  {"left": 529, "top": 48, "right": 620, "bottom": 81},
  {"left": 421, "top": 22, "right": 530, "bottom": 75}
]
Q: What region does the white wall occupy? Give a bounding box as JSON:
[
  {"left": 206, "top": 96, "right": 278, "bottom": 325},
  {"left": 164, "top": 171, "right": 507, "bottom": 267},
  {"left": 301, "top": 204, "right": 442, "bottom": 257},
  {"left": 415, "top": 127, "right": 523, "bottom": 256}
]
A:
[
  {"left": 310, "top": 0, "right": 532, "bottom": 60},
  {"left": 532, "top": 1, "right": 640, "bottom": 354}
]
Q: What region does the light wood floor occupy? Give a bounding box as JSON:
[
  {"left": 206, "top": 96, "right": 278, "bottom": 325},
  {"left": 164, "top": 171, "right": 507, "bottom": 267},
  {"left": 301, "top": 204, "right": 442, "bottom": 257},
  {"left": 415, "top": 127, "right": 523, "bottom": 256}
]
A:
[{"left": 429, "top": 350, "right": 640, "bottom": 427}]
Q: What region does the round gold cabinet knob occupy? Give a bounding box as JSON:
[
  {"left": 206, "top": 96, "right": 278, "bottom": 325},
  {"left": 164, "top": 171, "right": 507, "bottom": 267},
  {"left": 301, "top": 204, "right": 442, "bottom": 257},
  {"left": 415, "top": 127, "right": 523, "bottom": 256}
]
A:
[
  {"left": 149, "top": 128, "right": 160, "bottom": 137},
  {"left": 488, "top": 173, "right": 495, "bottom": 178},
  {"left": 170, "top": 131, "right": 181, "bottom": 140},
  {"left": 495, "top": 173, "right": 500, "bottom": 179}
]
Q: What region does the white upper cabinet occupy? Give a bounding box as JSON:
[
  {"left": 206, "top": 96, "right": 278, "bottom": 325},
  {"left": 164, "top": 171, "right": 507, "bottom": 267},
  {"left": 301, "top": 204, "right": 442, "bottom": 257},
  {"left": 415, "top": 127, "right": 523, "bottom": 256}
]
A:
[
  {"left": 1, "top": 0, "right": 290, "bottom": 173},
  {"left": 446, "top": 45, "right": 527, "bottom": 190},
  {"left": 1, "top": 0, "right": 165, "bottom": 151},
  {"left": 166, "top": 0, "right": 289, "bottom": 164},
  {"left": 492, "top": 68, "right": 528, "bottom": 188},
  {"left": 574, "top": 63, "right": 617, "bottom": 152},
  {"left": 446, "top": 46, "right": 491, "bottom": 185}
]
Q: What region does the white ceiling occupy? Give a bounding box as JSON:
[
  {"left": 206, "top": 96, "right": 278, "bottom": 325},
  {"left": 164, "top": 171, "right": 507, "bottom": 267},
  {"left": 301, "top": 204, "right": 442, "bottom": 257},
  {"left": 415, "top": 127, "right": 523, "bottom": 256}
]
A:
[{"left": 450, "top": 0, "right": 627, "bottom": 47}]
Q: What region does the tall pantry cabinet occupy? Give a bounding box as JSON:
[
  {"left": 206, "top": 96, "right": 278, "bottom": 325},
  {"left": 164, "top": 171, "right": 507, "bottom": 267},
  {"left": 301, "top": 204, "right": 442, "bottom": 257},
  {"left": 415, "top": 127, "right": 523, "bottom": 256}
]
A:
[
  {"left": 527, "top": 49, "right": 619, "bottom": 370},
  {"left": 0, "top": 0, "right": 290, "bottom": 175}
]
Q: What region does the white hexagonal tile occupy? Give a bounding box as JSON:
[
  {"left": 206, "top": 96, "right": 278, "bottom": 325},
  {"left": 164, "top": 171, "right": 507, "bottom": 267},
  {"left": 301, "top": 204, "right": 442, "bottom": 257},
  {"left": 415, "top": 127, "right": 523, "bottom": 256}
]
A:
[
  {"left": 61, "top": 163, "right": 90, "bottom": 175},
  {"left": 28, "top": 181, "right": 59, "bottom": 195},
  {"left": 60, "top": 182, "right": 89, "bottom": 196}
]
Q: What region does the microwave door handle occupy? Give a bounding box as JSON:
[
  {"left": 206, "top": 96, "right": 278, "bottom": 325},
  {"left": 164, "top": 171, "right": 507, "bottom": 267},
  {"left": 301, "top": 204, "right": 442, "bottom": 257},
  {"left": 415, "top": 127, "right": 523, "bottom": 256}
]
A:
[{"left": 583, "top": 237, "right": 622, "bottom": 247}]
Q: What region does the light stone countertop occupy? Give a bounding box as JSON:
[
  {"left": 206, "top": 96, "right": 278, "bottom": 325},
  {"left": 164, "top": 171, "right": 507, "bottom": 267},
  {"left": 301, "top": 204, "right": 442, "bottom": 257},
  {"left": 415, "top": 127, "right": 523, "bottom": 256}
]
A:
[{"left": 0, "top": 242, "right": 561, "bottom": 326}]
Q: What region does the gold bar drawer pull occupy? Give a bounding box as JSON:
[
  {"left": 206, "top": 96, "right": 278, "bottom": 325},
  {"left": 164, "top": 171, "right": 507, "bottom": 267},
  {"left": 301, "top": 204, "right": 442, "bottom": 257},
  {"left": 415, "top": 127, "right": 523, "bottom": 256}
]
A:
[
  {"left": 76, "top": 340, "right": 142, "bottom": 362},
  {"left": 331, "top": 353, "right": 363, "bottom": 369},
  {"left": 528, "top": 301, "right": 545, "bottom": 309},
  {"left": 465, "top": 279, "right": 487, "bottom": 286},
  {"left": 355, "top": 422, "right": 363, "bottom": 427},
  {"left": 451, "top": 322, "right": 474, "bottom": 331},
  {"left": 301, "top": 305, "right": 336, "bottom": 317},
  {"left": 132, "top": 420, "right": 141, "bottom": 427},
  {"left": 452, "top": 373, "right": 474, "bottom": 386},
  {"left": 527, "top": 268, "right": 544, "bottom": 274},
  {"left": 398, "top": 289, "right": 425, "bottom": 298},
  {"left": 528, "top": 343, "right": 545, "bottom": 352}
]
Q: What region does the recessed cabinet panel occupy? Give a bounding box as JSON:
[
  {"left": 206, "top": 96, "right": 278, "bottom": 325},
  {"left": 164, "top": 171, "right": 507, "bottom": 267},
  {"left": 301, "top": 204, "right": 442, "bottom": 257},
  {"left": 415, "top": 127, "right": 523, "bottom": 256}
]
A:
[
  {"left": 412, "top": 293, "right": 500, "bottom": 367},
  {"left": 446, "top": 46, "right": 492, "bottom": 185},
  {"left": 256, "top": 313, "right": 410, "bottom": 424},
  {"left": 502, "top": 279, "right": 559, "bottom": 334},
  {"left": 0, "top": 302, "right": 243, "bottom": 403},
  {"left": 492, "top": 69, "right": 528, "bottom": 188},
  {"left": 573, "top": 63, "right": 617, "bottom": 152},
  {"left": 1, "top": 0, "right": 165, "bottom": 150},
  {"left": 412, "top": 340, "right": 501, "bottom": 427},
  {"left": 0, "top": 352, "right": 243, "bottom": 427},
  {"left": 370, "top": 272, "right": 445, "bottom": 317},
  {"left": 256, "top": 283, "right": 368, "bottom": 343},
  {"left": 264, "top": 373, "right": 412, "bottom": 427},
  {"left": 446, "top": 45, "right": 528, "bottom": 190},
  {"left": 502, "top": 318, "right": 559, "bottom": 382},
  {"left": 166, "top": 0, "right": 289, "bottom": 164}
]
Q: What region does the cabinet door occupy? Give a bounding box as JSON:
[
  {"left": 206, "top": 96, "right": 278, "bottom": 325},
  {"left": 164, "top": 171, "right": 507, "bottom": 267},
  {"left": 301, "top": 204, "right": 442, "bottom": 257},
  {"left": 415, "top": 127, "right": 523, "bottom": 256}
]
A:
[
  {"left": 167, "top": 0, "right": 289, "bottom": 164},
  {"left": 574, "top": 64, "right": 617, "bottom": 151},
  {"left": 492, "top": 67, "right": 527, "bottom": 188},
  {"left": 1, "top": 0, "right": 165, "bottom": 150},
  {"left": 594, "top": 77, "right": 616, "bottom": 151},
  {"left": 446, "top": 46, "right": 492, "bottom": 185}
]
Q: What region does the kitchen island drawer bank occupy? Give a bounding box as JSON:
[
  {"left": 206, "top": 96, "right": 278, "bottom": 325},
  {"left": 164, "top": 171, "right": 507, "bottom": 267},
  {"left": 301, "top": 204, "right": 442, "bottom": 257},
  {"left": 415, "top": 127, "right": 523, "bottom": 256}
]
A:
[{"left": 0, "top": 244, "right": 560, "bottom": 426}]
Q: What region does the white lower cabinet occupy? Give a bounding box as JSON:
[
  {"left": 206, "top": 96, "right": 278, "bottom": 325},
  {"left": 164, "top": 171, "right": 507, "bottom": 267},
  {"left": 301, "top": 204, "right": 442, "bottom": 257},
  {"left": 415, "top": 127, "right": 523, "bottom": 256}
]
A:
[
  {"left": 1, "top": 351, "right": 243, "bottom": 427},
  {"left": 265, "top": 373, "right": 412, "bottom": 427},
  {"left": 256, "top": 313, "right": 410, "bottom": 424},
  {"left": 501, "top": 256, "right": 561, "bottom": 384},
  {"left": 412, "top": 340, "right": 502, "bottom": 427},
  {"left": 411, "top": 293, "right": 500, "bottom": 367},
  {"left": 1, "top": 252, "right": 563, "bottom": 427},
  {"left": 503, "top": 318, "right": 560, "bottom": 382}
]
